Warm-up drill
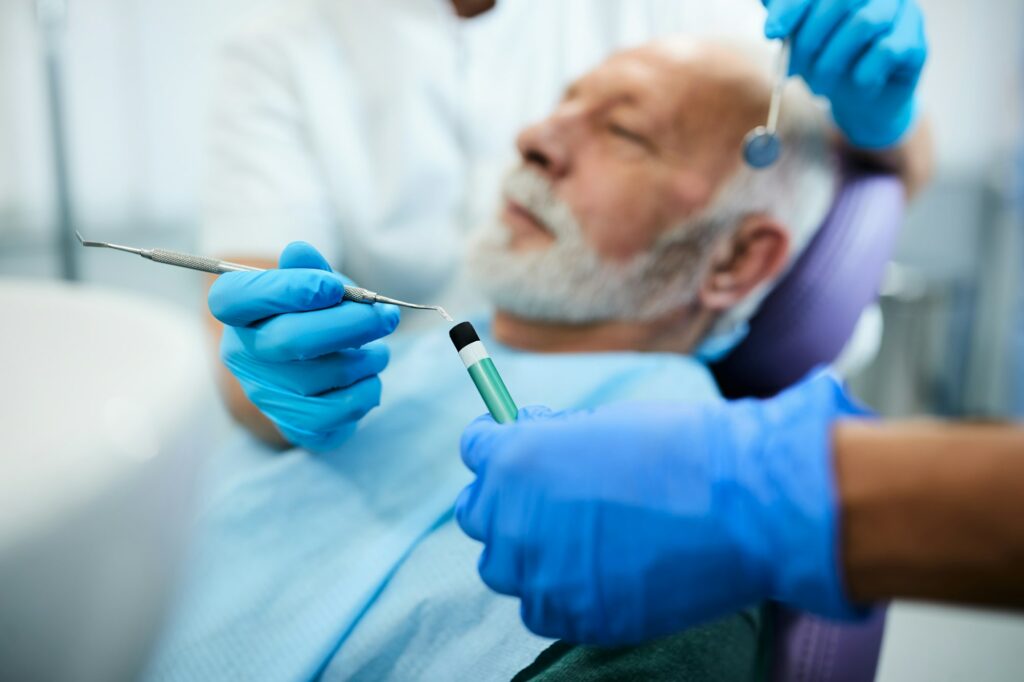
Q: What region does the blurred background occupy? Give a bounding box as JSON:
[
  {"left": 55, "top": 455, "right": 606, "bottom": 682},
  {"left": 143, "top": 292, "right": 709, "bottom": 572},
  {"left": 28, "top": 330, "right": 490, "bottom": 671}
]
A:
[{"left": 1, "top": 0, "right": 1023, "bottom": 679}]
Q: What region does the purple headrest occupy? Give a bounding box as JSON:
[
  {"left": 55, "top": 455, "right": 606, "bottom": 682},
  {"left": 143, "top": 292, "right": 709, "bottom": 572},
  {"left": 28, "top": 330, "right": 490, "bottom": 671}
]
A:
[
  {"left": 771, "top": 606, "right": 888, "bottom": 682},
  {"left": 706, "top": 168, "right": 904, "bottom": 682},
  {"left": 711, "top": 168, "right": 906, "bottom": 398}
]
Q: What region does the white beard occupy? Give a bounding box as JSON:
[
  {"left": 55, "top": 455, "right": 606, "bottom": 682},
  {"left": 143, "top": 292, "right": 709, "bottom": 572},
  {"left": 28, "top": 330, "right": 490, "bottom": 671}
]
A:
[{"left": 466, "top": 166, "right": 719, "bottom": 324}]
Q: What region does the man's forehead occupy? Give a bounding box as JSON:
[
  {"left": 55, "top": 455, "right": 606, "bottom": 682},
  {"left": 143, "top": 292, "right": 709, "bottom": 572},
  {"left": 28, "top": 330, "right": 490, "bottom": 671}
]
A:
[
  {"left": 570, "top": 46, "right": 694, "bottom": 100},
  {"left": 571, "top": 41, "right": 770, "bottom": 103}
]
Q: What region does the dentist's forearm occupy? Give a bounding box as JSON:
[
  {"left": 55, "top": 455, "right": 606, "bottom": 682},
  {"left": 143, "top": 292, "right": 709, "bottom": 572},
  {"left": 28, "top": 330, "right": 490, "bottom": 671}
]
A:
[{"left": 835, "top": 420, "right": 1024, "bottom": 609}]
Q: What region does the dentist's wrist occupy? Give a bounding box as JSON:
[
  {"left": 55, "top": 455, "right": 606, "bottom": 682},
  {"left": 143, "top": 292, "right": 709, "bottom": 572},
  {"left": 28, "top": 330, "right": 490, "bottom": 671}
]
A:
[{"left": 754, "top": 373, "right": 874, "bottom": 618}]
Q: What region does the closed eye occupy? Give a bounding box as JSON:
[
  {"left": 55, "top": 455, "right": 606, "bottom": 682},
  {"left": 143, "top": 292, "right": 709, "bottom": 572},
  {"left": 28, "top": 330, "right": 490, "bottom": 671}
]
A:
[{"left": 608, "top": 122, "right": 652, "bottom": 150}]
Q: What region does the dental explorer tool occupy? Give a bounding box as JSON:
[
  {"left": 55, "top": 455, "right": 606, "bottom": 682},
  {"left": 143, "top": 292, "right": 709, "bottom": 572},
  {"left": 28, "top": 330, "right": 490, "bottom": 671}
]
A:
[
  {"left": 742, "top": 39, "right": 790, "bottom": 169},
  {"left": 75, "top": 231, "right": 453, "bottom": 321}
]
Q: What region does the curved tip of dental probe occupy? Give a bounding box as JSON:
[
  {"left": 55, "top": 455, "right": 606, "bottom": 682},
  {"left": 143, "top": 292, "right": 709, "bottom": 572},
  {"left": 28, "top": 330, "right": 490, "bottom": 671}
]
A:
[
  {"left": 371, "top": 295, "right": 453, "bottom": 321},
  {"left": 75, "top": 231, "right": 106, "bottom": 248},
  {"left": 742, "top": 127, "right": 781, "bottom": 169}
]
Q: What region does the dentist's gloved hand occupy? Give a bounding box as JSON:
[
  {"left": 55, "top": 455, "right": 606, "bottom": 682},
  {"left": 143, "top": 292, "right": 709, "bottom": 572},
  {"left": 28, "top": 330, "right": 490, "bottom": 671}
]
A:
[
  {"left": 764, "top": 0, "right": 928, "bottom": 149},
  {"left": 456, "top": 372, "right": 871, "bottom": 646},
  {"left": 208, "top": 241, "right": 399, "bottom": 452}
]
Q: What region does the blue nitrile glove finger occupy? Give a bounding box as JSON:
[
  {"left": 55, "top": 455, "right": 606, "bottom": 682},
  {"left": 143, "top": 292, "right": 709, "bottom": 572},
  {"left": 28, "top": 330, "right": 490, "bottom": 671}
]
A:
[
  {"left": 458, "top": 405, "right": 556, "bottom": 474},
  {"left": 209, "top": 241, "right": 400, "bottom": 452},
  {"left": 456, "top": 371, "right": 872, "bottom": 646},
  {"left": 457, "top": 406, "right": 555, "bottom": 537},
  {"left": 209, "top": 241, "right": 343, "bottom": 326},
  {"left": 221, "top": 343, "right": 390, "bottom": 398},
  {"left": 763, "top": 0, "right": 928, "bottom": 149},
  {"left": 278, "top": 239, "right": 334, "bottom": 270},
  {"left": 232, "top": 369, "right": 384, "bottom": 452},
  {"left": 764, "top": 0, "right": 812, "bottom": 40},
  {"left": 457, "top": 406, "right": 560, "bottom": 596},
  {"left": 809, "top": 0, "right": 900, "bottom": 86},
  {"left": 851, "top": 1, "right": 927, "bottom": 93},
  {"left": 232, "top": 304, "right": 399, "bottom": 362}
]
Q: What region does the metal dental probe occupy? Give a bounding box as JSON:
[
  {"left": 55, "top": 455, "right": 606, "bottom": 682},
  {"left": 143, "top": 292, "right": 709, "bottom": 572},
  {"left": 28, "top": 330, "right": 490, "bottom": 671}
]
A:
[
  {"left": 75, "top": 231, "right": 454, "bottom": 321},
  {"left": 742, "top": 39, "right": 791, "bottom": 169}
]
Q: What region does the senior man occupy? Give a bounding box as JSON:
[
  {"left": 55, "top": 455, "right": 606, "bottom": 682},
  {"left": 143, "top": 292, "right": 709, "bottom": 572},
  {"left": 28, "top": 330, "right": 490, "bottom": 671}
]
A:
[{"left": 151, "top": 40, "right": 876, "bottom": 680}]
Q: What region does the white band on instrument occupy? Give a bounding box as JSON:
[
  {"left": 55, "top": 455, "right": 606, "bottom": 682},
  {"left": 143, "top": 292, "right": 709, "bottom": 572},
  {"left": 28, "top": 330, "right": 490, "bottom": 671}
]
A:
[{"left": 457, "top": 341, "right": 489, "bottom": 369}]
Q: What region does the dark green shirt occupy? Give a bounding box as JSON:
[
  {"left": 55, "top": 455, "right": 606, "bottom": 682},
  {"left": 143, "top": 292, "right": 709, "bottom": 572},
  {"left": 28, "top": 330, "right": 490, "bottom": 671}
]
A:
[{"left": 512, "top": 607, "right": 769, "bottom": 682}]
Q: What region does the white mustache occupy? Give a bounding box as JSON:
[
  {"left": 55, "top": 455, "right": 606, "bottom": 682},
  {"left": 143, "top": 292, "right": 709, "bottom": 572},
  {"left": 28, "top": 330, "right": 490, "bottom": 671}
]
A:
[{"left": 501, "top": 166, "right": 582, "bottom": 242}]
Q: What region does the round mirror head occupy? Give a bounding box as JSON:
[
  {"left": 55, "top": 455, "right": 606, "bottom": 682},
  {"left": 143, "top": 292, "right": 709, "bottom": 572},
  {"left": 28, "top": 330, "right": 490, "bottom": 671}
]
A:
[{"left": 742, "top": 127, "right": 782, "bottom": 169}]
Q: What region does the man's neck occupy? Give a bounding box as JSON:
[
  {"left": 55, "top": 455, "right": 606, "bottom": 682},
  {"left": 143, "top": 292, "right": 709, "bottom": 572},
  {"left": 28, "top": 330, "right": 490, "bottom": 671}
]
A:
[{"left": 491, "top": 308, "right": 716, "bottom": 354}]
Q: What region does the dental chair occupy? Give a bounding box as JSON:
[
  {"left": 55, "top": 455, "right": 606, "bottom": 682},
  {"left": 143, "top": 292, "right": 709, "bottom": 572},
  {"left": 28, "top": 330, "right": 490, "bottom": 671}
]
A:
[{"left": 711, "top": 164, "right": 906, "bottom": 682}]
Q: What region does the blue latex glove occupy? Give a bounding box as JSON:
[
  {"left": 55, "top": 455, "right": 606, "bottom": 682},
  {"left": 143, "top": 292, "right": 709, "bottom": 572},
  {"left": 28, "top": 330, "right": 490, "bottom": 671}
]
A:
[
  {"left": 208, "top": 241, "right": 400, "bottom": 452},
  {"left": 764, "top": 0, "right": 928, "bottom": 149},
  {"left": 456, "top": 372, "right": 871, "bottom": 645}
]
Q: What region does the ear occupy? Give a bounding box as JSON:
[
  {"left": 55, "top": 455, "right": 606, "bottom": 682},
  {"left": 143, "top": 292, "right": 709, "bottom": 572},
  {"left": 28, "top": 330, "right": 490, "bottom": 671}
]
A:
[{"left": 698, "top": 215, "right": 790, "bottom": 312}]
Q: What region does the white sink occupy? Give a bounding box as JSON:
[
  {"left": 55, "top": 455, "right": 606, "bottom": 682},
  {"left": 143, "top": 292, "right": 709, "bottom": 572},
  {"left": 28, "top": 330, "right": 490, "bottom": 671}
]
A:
[{"left": 0, "top": 279, "right": 216, "bottom": 682}]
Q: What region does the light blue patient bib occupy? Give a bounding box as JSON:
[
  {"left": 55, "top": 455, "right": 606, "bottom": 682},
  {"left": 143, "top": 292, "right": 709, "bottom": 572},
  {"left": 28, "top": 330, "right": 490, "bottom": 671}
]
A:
[{"left": 145, "top": 320, "right": 723, "bottom": 681}]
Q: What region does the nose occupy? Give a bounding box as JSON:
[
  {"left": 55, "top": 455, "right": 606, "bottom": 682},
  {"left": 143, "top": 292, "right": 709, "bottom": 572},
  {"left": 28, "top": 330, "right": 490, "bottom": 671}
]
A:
[{"left": 516, "top": 113, "right": 575, "bottom": 180}]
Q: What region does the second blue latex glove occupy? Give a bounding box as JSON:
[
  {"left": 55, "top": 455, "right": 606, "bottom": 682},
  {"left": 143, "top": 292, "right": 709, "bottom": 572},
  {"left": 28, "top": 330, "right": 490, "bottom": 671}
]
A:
[
  {"left": 456, "top": 372, "right": 870, "bottom": 646},
  {"left": 764, "top": 0, "right": 928, "bottom": 149},
  {"left": 208, "top": 242, "right": 400, "bottom": 452}
]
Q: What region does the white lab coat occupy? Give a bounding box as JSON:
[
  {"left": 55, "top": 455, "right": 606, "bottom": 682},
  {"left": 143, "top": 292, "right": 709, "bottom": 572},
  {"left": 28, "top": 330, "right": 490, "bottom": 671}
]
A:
[{"left": 202, "top": 0, "right": 767, "bottom": 326}]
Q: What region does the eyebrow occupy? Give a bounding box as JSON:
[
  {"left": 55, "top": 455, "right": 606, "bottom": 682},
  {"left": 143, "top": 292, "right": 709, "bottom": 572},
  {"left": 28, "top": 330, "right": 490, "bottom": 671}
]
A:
[
  {"left": 560, "top": 78, "right": 662, "bottom": 151},
  {"left": 563, "top": 80, "right": 644, "bottom": 109}
]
